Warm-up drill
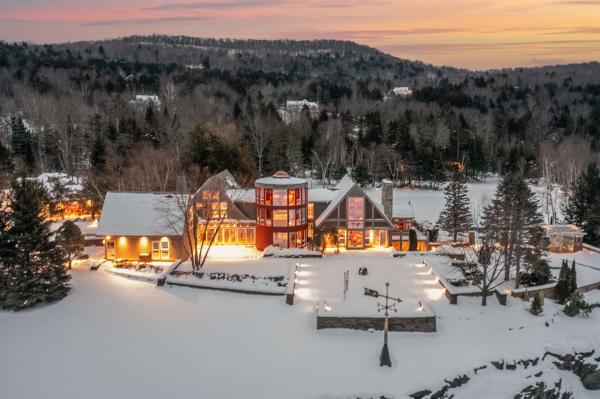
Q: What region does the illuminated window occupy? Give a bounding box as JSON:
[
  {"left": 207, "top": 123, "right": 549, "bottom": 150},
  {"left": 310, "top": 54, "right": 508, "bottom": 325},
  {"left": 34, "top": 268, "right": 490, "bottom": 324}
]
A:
[
  {"left": 307, "top": 203, "right": 314, "bottom": 220},
  {"left": 106, "top": 240, "right": 116, "bottom": 259},
  {"left": 273, "top": 189, "right": 287, "bottom": 206},
  {"left": 288, "top": 189, "right": 295, "bottom": 206},
  {"left": 273, "top": 210, "right": 288, "bottom": 227},
  {"left": 289, "top": 209, "right": 296, "bottom": 227},
  {"left": 347, "top": 230, "right": 363, "bottom": 248},
  {"left": 264, "top": 189, "right": 272, "bottom": 206},
  {"left": 295, "top": 188, "right": 301, "bottom": 205},
  {"left": 152, "top": 241, "right": 160, "bottom": 259},
  {"left": 273, "top": 232, "right": 288, "bottom": 248},
  {"left": 347, "top": 197, "right": 365, "bottom": 229},
  {"left": 160, "top": 239, "right": 170, "bottom": 260}
]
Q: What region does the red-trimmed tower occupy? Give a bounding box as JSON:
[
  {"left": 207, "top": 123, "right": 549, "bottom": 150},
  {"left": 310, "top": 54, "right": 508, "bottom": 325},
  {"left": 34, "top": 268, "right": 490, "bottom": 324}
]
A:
[{"left": 255, "top": 171, "right": 308, "bottom": 251}]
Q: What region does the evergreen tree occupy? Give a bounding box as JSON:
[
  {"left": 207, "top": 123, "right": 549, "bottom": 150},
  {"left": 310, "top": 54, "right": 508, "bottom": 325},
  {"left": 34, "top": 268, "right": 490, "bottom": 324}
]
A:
[
  {"left": 555, "top": 259, "right": 571, "bottom": 304},
  {"left": 90, "top": 134, "right": 106, "bottom": 171},
  {"left": 0, "top": 178, "right": 70, "bottom": 310},
  {"left": 570, "top": 259, "right": 578, "bottom": 294},
  {"left": 480, "top": 171, "right": 543, "bottom": 288},
  {"left": 56, "top": 221, "right": 85, "bottom": 269},
  {"left": 11, "top": 115, "right": 35, "bottom": 171},
  {"left": 409, "top": 229, "right": 418, "bottom": 251},
  {"left": 351, "top": 164, "right": 370, "bottom": 187},
  {"left": 437, "top": 170, "right": 473, "bottom": 242},
  {"left": 563, "top": 291, "right": 591, "bottom": 317},
  {"left": 565, "top": 163, "right": 600, "bottom": 245},
  {"left": 530, "top": 294, "right": 543, "bottom": 316}
]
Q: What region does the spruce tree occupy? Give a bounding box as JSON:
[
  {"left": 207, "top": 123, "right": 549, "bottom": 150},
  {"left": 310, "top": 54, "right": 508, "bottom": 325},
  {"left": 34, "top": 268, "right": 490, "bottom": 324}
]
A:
[
  {"left": 56, "top": 221, "right": 85, "bottom": 269},
  {"left": 480, "top": 171, "right": 543, "bottom": 288},
  {"left": 409, "top": 229, "right": 418, "bottom": 251},
  {"left": 437, "top": 170, "right": 473, "bottom": 242},
  {"left": 555, "top": 260, "right": 571, "bottom": 304},
  {"left": 11, "top": 115, "right": 35, "bottom": 171},
  {"left": 570, "top": 259, "right": 578, "bottom": 294},
  {"left": 565, "top": 163, "right": 600, "bottom": 246},
  {"left": 0, "top": 178, "right": 70, "bottom": 310}
]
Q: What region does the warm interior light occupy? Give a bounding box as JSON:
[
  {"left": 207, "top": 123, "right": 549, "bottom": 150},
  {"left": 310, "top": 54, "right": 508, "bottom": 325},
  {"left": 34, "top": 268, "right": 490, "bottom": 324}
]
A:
[{"left": 119, "top": 237, "right": 127, "bottom": 246}]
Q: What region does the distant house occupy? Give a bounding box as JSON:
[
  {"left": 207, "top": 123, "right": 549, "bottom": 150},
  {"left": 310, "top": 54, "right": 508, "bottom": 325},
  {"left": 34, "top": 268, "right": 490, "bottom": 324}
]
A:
[
  {"left": 384, "top": 87, "right": 412, "bottom": 101},
  {"left": 543, "top": 224, "right": 584, "bottom": 253},
  {"left": 96, "top": 192, "right": 190, "bottom": 262},
  {"left": 34, "top": 173, "right": 96, "bottom": 220},
  {"left": 279, "top": 99, "right": 319, "bottom": 123},
  {"left": 130, "top": 95, "right": 161, "bottom": 110}
]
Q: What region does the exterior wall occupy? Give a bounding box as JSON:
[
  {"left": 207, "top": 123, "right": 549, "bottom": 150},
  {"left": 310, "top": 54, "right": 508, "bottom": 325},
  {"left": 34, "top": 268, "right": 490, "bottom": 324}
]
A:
[{"left": 104, "top": 235, "right": 187, "bottom": 262}]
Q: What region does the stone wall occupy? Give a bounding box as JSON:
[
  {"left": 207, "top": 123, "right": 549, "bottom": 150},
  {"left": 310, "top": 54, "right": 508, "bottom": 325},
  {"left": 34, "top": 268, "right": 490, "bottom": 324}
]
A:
[{"left": 316, "top": 315, "right": 436, "bottom": 332}]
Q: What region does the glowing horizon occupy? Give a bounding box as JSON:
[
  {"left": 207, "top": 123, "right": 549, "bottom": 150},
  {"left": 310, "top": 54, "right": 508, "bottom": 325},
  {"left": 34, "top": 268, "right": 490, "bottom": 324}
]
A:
[{"left": 1, "top": 0, "right": 599, "bottom": 70}]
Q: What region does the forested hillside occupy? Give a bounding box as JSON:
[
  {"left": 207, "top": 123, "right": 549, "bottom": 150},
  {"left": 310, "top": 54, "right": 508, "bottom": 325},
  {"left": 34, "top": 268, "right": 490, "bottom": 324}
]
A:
[{"left": 0, "top": 35, "right": 599, "bottom": 200}]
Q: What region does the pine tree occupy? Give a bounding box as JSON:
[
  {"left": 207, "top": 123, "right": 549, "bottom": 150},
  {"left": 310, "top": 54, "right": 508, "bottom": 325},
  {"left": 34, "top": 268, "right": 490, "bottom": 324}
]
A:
[
  {"left": 0, "top": 178, "right": 70, "bottom": 310},
  {"left": 56, "top": 221, "right": 85, "bottom": 269},
  {"left": 437, "top": 170, "right": 473, "bottom": 242},
  {"left": 530, "top": 294, "right": 543, "bottom": 316},
  {"left": 11, "top": 115, "right": 35, "bottom": 171},
  {"left": 570, "top": 259, "right": 578, "bottom": 294},
  {"left": 565, "top": 163, "right": 600, "bottom": 246},
  {"left": 480, "top": 171, "right": 543, "bottom": 288},
  {"left": 409, "top": 229, "right": 418, "bottom": 251},
  {"left": 351, "top": 164, "right": 370, "bottom": 187},
  {"left": 563, "top": 291, "right": 591, "bottom": 317},
  {"left": 555, "top": 260, "right": 571, "bottom": 305}
]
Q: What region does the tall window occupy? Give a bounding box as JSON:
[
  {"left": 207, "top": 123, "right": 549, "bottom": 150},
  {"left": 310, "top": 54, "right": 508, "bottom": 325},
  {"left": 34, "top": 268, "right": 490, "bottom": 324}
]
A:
[
  {"left": 347, "top": 197, "right": 365, "bottom": 229},
  {"left": 273, "top": 189, "right": 287, "bottom": 206},
  {"left": 288, "top": 189, "right": 295, "bottom": 206},
  {"left": 273, "top": 210, "right": 288, "bottom": 227},
  {"left": 264, "top": 189, "right": 272, "bottom": 206},
  {"left": 307, "top": 203, "right": 314, "bottom": 220}
]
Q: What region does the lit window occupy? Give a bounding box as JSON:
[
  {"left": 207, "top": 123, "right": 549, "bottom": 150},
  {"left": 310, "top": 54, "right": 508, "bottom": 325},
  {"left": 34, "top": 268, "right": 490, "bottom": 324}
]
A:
[
  {"left": 289, "top": 209, "right": 296, "bottom": 227},
  {"left": 307, "top": 203, "right": 314, "bottom": 220},
  {"left": 288, "top": 189, "right": 295, "bottom": 206},
  {"left": 347, "top": 197, "right": 365, "bottom": 229},
  {"left": 273, "top": 210, "right": 287, "bottom": 227},
  {"left": 273, "top": 189, "right": 287, "bottom": 206},
  {"left": 265, "top": 189, "right": 272, "bottom": 206}
]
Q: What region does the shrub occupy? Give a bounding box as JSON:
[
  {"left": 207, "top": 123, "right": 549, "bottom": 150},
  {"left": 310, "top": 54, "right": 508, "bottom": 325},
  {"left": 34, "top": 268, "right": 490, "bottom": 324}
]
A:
[
  {"left": 530, "top": 294, "right": 543, "bottom": 316},
  {"left": 563, "top": 291, "right": 592, "bottom": 317}
]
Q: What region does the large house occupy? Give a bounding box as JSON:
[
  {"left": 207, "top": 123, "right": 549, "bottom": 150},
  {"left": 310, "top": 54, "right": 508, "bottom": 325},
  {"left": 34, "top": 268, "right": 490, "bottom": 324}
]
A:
[{"left": 96, "top": 171, "right": 428, "bottom": 261}]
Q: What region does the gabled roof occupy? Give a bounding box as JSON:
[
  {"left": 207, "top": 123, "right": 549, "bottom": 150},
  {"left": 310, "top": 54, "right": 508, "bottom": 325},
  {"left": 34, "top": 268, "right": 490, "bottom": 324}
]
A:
[
  {"left": 96, "top": 192, "right": 188, "bottom": 237},
  {"left": 315, "top": 174, "right": 394, "bottom": 227}
]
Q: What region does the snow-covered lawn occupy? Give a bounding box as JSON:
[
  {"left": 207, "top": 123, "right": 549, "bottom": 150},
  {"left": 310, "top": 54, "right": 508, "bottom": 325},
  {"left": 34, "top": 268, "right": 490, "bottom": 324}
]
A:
[{"left": 2, "top": 250, "right": 600, "bottom": 398}]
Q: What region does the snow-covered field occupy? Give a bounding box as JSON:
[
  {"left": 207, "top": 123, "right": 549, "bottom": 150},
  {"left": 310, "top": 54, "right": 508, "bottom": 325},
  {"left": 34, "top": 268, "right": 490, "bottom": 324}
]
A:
[{"left": 2, "top": 249, "right": 600, "bottom": 399}]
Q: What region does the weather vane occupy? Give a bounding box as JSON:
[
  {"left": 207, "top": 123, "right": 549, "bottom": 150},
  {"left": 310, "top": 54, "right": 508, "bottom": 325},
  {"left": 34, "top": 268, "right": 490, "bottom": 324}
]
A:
[{"left": 364, "top": 282, "right": 402, "bottom": 367}]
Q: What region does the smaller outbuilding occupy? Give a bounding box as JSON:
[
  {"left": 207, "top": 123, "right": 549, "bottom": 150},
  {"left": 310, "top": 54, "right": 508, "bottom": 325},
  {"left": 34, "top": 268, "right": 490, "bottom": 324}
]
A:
[
  {"left": 542, "top": 224, "right": 584, "bottom": 253},
  {"left": 96, "top": 192, "right": 190, "bottom": 262}
]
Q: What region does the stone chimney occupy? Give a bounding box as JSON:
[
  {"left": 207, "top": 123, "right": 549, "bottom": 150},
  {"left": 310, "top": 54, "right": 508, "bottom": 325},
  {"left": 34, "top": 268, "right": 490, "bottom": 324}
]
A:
[{"left": 381, "top": 179, "right": 393, "bottom": 218}]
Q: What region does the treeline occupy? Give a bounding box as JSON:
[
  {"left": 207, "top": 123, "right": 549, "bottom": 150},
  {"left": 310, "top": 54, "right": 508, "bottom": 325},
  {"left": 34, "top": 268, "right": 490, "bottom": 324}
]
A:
[{"left": 0, "top": 36, "right": 599, "bottom": 196}]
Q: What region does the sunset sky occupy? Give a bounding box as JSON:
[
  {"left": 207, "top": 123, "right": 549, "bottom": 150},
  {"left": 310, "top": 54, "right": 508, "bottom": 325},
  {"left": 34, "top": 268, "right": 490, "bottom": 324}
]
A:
[{"left": 1, "top": 0, "right": 599, "bottom": 70}]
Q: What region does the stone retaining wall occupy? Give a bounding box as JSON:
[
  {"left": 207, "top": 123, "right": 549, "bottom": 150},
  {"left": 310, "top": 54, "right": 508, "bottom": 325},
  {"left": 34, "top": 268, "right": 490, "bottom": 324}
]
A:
[
  {"left": 511, "top": 281, "right": 600, "bottom": 300},
  {"left": 316, "top": 315, "right": 436, "bottom": 332}
]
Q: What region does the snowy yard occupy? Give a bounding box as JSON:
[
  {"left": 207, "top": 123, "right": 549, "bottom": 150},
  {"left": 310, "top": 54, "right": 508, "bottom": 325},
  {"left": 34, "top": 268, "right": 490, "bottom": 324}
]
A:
[{"left": 2, "top": 249, "right": 600, "bottom": 398}]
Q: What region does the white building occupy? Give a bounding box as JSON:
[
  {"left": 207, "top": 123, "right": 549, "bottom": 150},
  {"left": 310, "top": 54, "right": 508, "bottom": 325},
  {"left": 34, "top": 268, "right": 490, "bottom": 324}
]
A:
[
  {"left": 384, "top": 87, "right": 413, "bottom": 101},
  {"left": 130, "top": 95, "right": 161, "bottom": 110},
  {"left": 280, "top": 99, "right": 319, "bottom": 123}
]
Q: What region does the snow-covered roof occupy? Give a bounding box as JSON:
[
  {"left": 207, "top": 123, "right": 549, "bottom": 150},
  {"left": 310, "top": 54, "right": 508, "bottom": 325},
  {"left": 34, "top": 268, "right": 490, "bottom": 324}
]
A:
[
  {"left": 393, "top": 201, "right": 415, "bottom": 219},
  {"left": 255, "top": 171, "right": 307, "bottom": 187},
  {"left": 96, "top": 192, "right": 188, "bottom": 237},
  {"left": 308, "top": 187, "right": 338, "bottom": 203},
  {"left": 34, "top": 172, "right": 83, "bottom": 197},
  {"left": 543, "top": 224, "right": 584, "bottom": 236},
  {"left": 286, "top": 99, "right": 318, "bottom": 108},
  {"left": 227, "top": 188, "right": 255, "bottom": 203}
]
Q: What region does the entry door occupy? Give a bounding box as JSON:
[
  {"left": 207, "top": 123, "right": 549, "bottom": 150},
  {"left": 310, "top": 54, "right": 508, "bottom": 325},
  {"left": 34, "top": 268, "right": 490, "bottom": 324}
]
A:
[
  {"left": 151, "top": 241, "right": 160, "bottom": 260},
  {"left": 347, "top": 230, "right": 364, "bottom": 249},
  {"left": 106, "top": 240, "right": 116, "bottom": 259}
]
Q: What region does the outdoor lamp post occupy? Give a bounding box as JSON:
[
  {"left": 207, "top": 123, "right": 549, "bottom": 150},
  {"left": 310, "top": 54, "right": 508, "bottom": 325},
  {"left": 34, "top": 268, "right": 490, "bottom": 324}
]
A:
[{"left": 365, "top": 282, "right": 402, "bottom": 367}]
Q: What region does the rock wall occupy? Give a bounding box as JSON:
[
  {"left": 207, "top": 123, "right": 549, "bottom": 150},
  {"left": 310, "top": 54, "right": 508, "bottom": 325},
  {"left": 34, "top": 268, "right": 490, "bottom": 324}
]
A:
[{"left": 316, "top": 315, "right": 436, "bottom": 332}]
